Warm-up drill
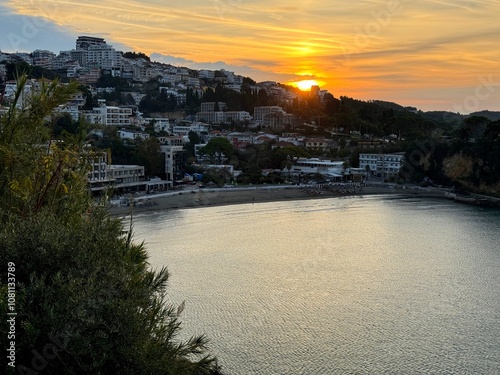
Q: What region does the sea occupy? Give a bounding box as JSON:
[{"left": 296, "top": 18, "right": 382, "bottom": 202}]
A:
[{"left": 131, "top": 194, "right": 500, "bottom": 375}]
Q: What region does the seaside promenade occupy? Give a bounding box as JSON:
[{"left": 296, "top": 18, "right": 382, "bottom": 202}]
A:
[{"left": 108, "top": 182, "right": 451, "bottom": 216}]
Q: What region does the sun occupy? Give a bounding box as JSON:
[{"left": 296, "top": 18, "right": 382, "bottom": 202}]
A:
[{"left": 296, "top": 79, "right": 319, "bottom": 91}]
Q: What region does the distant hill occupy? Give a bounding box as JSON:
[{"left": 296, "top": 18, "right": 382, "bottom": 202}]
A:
[
  {"left": 370, "top": 100, "right": 405, "bottom": 111},
  {"left": 467, "top": 110, "right": 500, "bottom": 121}
]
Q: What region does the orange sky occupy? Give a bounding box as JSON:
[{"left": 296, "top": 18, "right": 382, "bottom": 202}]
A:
[{"left": 1, "top": 0, "right": 500, "bottom": 112}]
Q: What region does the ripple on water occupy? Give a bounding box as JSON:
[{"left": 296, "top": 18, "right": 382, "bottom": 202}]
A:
[{"left": 133, "top": 196, "right": 500, "bottom": 374}]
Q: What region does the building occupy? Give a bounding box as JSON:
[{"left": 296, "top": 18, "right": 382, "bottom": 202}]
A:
[
  {"left": 160, "top": 145, "right": 187, "bottom": 185},
  {"left": 86, "top": 44, "right": 122, "bottom": 70},
  {"left": 262, "top": 111, "right": 294, "bottom": 130},
  {"left": 253, "top": 106, "right": 283, "bottom": 124},
  {"left": 200, "top": 102, "right": 226, "bottom": 112},
  {"left": 32, "top": 50, "right": 56, "bottom": 69},
  {"left": 118, "top": 129, "right": 150, "bottom": 141},
  {"left": 144, "top": 117, "right": 170, "bottom": 133},
  {"left": 87, "top": 152, "right": 113, "bottom": 191},
  {"left": 289, "top": 158, "right": 345, "bottom": 178},
  {"left": 195, "top": 111, "right": 224, "bottom": 124},
  {"left": 359, "top": 152, "right": 405, "bottom": 177},
  {"left": 223, "top": 111, "right": 252, "bottom": 123},
  {"left": 81, "top": 100, "right": 133, "bottom": 126},
  {"left": 172, "top": 122, "right": 210, "bottom": 137},
  {"left": 304, "top": 138, "right": 333, "bottom": 152},
  {"left": 87, "top": 151, "right": 150, "bottom": 192},
  {"left": 108, "top": 165, "right": 145, "bottom": 186},
  {"left": 76, "top": 36, "right": 106, "bottom": 50},
  {"left": 55, "top": 91, "right": 86, "bottom": 121}
]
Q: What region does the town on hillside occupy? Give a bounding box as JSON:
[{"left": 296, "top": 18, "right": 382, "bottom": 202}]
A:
[{"left": 1, "top": 35, "right": 499, "bottom": 199}]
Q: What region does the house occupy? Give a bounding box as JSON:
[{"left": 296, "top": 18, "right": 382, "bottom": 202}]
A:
[
  {"left": 304, "top": 138, "right": 333, "bottom": 152},
  {"left": 118, "top": 129, "right": 150, "bottom": 140}
]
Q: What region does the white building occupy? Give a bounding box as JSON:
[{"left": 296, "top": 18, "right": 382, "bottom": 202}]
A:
[
  {"left": 289, "top": 158, "right": 345, "bottom": 178},
  {"left": 198, "top": 70, "right": 215, "bottom": 79},
  {"left": 87, "top": 151, "right": 148, "bottom": 192},
  {"left": 118, "top": 129, "right": 150, "bottom": 141},
  {"left": 172, "top": 122, "right": 210, "bottom": 136},
  {"left": 108, "top": 165, "right": 145, "bottom": 186},
  {"left": 223, "top": 111, "right": 252, "bottom": 123},
  {"left": 81, "top": 100, "right": 133, "bottom": 126},
  {"left": 56, "top": 91, "right": 86, "bottom": 121},
  {"left": 86, "top": 44, "right": 122, "bottom": 70},
  {"left": 144, "top": 117, "right": 170, "bottom": 133},
  {"left": 359, "top": 152, "right": 405, "bottom": 177}
]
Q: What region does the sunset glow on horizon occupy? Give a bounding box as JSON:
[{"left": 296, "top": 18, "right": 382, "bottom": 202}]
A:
[{"left": 1, "top": 0, "right": 500, "bottom": 112}]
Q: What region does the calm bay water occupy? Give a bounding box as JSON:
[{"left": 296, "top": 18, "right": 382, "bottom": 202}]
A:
[{"left": 132, "top": 195, "right": 500, "bottom": 374}]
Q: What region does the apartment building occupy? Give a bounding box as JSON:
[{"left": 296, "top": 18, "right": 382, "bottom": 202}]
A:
[
  {"left": 81, "top": 100, "right": 132, "bottom": 126},
  {"left": 253, "top": 106, "right": 283, "bottom": 124},
  {"left": 200, "top": 102, "right": 226, "bottom": 112},
  {"left": 32, "top": 50, "right": 56, "bottom": 69},
  {"left": 359, "top": 153, "right": 405, "bottom": 177},
  {"left": 160, "top": 145, "right": 187, "bottom": 185}
]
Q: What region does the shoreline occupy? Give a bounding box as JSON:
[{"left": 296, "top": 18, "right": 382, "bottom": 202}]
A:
[{"left": 108, "top": 185, "right": 450, "bottom": 217}]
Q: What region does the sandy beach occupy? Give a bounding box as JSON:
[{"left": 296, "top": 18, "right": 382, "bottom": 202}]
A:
[{"left": 108, "top": 184, "right": 449, "bottom": 217}]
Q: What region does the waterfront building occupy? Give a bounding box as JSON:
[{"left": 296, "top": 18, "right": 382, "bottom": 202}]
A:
[
  {"left": 289, "top": 158, "right": 345, "bottom": 178},
  {"left": 359, "top": 152, "right": 405, "bottom": 177},
  {"left": 160, "top": 145, "right": 187, "bottom": 185}
]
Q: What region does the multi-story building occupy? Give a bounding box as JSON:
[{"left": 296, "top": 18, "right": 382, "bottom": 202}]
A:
[
  {"left": 200, "top": 102, "right": 226, "bottom": 112},
  {"left": 223, "top": 111, "right": 252, "bottom": 123},
  {"left": 32, "top": 50, "right": 56, "bottom": 69},
  {"left": 87, "top": 151, "right": 148, "bottom": 192},
  {"left": 87, "top": 152, "right": 112, "bottom": 190},
  {"left": 56, "top": 92, "right": 86, "bottom": 121},
  {"left": 290, "top": 158, "right": 345, "bottom": 178},
  {"left": 254, "top": 106, "right": 283, "bottom": 124},
  {"left": 262, "top": 111, "right": 294, "bottom": 130},
  {"left": 76, "top": 36, "right": 106, "bottom": 50},
  {"left": 108, "top": 165, "right": 145, "bottom": 186},
  {"left": 359, "top": 152, "right": 405, "bottom": 177},
  {"left": 81, "top": 100, "right": 133, "bottom": 126},
  {"left": 86, "top": 44, "right": 122, "bottom": 70},
  {"left": 304, "top": 138, "right": 333, "bottom": 152},
  {"left": 198, "top": 70, "right": 215, "bottom": 80},
  {"left": 160, "top": 145, "right": 187, "bottom": 185},
  {"left": 172, "top": 122, "right": 210, "bottom": 137}
]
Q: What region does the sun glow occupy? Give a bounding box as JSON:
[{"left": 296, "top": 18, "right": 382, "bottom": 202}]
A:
[{"left": 295, "top": 79, "right": 319, "bottom": 91}]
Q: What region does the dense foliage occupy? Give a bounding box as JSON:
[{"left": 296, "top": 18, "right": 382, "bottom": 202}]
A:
[{"left": 0, "top": 77, "right": 221, "bottom": 374}]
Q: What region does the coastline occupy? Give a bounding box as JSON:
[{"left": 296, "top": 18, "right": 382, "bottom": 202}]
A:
[{"left": 108, "top": 184, "right": 449, "bottom": 217}]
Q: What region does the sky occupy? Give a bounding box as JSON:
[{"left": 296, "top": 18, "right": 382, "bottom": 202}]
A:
[{"left": 1, "top": 0, "right": 500, "bottom": 113}]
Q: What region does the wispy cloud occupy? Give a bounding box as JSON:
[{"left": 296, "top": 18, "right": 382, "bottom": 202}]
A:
[{"left": 2, "top": 0, "right": 500, "bottom": 111}]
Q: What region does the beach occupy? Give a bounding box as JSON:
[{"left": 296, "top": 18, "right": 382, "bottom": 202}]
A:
[{"left": 108, "top": 184, "right": 449, "bottom": 216}]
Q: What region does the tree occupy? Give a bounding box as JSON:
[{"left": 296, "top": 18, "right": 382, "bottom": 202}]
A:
[
  {"left": 133, "top": 137, "right": 163, "bottom": 178},
  {"left": 0, "top": 77, "right": 222, "bottom": 375},
  {"left": 199, "top": 138, "right": 234, "bottom": 164}
]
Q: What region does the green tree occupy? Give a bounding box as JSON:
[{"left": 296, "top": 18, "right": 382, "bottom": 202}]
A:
[
  {"left": 199, "top": 138, "right": 234, "bottom": 164},
  {"left": 133, "top": 137, "right": 163, "bottom": 178},
  {"left": 0, "top": 76, "right": 221, "bottom": 375}
]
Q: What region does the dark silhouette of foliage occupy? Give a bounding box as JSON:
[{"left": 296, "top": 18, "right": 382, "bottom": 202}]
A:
[{"left": 0, "top": 76, "right": 222, "bottom": 375}]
